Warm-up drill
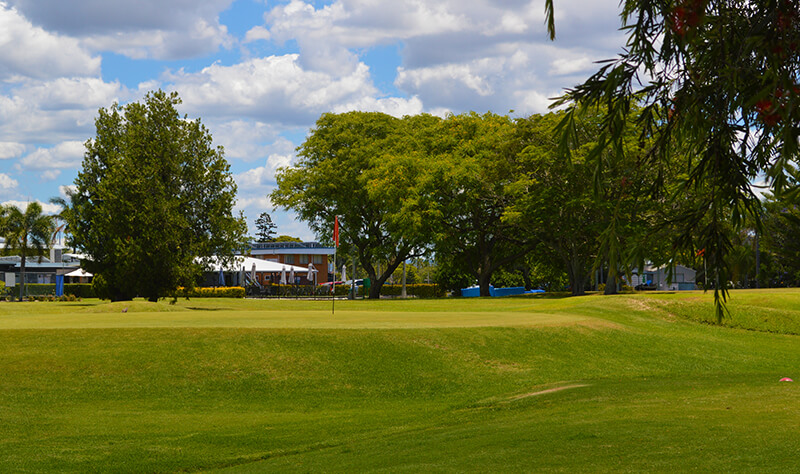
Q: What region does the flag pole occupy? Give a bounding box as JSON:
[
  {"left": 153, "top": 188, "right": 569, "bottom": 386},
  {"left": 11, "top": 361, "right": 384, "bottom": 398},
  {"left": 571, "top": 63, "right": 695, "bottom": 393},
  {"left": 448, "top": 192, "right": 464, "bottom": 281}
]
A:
[{"left": 332, "top": 215, "right": 339, "bottom": 315}]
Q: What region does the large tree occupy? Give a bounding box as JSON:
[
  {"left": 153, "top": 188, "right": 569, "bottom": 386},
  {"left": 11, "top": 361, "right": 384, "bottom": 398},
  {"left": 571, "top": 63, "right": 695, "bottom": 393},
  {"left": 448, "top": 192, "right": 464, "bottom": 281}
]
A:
[
  {"left": 545, "top": 0, "right": 800, "bottom": 317},
  {"left": 1, "top": 202, "right": 55, "bottom": 300},
  {"left": 67, "top": 90, "right": 246, "bottom": 302},
  {"left": 426, "top": 112, "right": 533, "bottom": 297},
  {"left": 505, "top": 110, "right": 671, "bottom": 295},
  {"left": 272, "top": 111, "right": 440, "bottom": 298}
]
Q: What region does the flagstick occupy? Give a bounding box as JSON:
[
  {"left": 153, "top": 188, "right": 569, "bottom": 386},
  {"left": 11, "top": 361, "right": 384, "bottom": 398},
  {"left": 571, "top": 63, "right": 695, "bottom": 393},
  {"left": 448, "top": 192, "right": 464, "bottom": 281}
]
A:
[{"left": 332, "top": 215, "right": 339, "bottom": 315}]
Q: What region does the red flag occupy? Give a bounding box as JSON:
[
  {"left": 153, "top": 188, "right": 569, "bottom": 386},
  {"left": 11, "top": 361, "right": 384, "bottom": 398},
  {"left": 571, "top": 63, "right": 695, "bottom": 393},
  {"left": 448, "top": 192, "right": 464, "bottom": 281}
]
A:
[
  {"left": 696, "top": 248, "right": 705, "bottom": 257},
  {"left": 333, "top": 215, "right": 339, "bottom": 247}
]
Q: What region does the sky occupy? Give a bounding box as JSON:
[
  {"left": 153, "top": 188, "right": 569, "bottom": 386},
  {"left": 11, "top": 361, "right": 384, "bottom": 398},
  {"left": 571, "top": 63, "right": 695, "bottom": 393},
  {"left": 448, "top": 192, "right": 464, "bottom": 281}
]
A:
[{"left": 0, "top": 0, "right": 627, "bottom": 240}]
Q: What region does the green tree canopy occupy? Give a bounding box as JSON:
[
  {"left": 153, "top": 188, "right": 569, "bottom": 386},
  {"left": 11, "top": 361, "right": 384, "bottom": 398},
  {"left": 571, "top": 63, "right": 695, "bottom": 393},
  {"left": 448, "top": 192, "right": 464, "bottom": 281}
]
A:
[
  {"left": 67, "top": 90, "right": 246, "bottom": 302},
  {"left": 545, "top": 0, "right": 800, "bottom": 318},
  {"left": 273, "top": 235, "right": 303, "bottom": 243},
  {"left": 426, "top": 112, "right": 532, "bottom": 297},
  {"left": 272, "top": 111, "right": 441, "bottom": 298}
]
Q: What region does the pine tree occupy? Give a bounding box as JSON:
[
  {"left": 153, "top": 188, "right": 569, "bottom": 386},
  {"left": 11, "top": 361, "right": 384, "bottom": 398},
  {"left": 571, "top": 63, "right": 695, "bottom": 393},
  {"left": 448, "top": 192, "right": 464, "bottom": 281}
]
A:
[{"left": 254, "top": 212, "right": 277, "bottom": 242}]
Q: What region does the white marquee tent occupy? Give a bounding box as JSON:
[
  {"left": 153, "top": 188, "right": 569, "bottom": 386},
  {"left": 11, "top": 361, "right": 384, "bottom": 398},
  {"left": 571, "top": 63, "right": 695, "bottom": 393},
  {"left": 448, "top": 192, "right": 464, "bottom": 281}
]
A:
[{"left": 206, "top": 256, "right": 308, "bottom": 274}]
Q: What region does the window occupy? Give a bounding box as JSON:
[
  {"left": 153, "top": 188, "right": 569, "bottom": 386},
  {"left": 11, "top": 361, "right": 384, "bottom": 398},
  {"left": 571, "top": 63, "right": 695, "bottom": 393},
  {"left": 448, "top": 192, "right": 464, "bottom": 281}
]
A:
[
  {"left": 312, "top": 255, "right": 324, "bottom": 264},
  {"left": 284, "top": 255, "right": 294, "bottom": 264},
  {"left": 298, "top": 254, "right": 307, "bottom": 264}
]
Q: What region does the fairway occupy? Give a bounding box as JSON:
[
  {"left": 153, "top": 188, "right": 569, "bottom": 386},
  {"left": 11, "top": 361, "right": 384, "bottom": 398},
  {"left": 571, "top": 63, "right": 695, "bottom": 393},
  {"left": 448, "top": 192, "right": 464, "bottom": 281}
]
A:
[{"left": 2, "top": 290, "right": 800, "bottom": 472}]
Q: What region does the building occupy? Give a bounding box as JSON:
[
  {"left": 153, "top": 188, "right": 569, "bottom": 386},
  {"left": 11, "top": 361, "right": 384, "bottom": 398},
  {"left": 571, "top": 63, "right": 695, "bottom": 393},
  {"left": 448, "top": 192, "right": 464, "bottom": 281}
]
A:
[
  {"left": 0, "top": 246, "right": 82, "bottom": 288},
  {"left": 628, "top": 264, "right": 697, "bottom": 291},
  {"left": 248, "top": 242, "right": 336, "bottom": 284}
]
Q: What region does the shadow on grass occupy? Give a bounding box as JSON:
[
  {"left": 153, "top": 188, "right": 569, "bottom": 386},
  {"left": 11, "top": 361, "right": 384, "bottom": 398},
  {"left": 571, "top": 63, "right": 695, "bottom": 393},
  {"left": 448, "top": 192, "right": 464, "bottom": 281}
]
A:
[
  {"left": 186, "top": 307, "right": 231, "bottom": 311},
  {"left": 505, "top": 292, "right": 573, "bottom": 300}
]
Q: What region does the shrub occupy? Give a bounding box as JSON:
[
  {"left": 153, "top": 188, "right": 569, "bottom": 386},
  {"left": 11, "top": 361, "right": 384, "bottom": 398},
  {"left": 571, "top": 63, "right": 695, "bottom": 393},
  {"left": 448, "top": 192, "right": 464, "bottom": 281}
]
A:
[
  {"left": 173, "top": 286, "right": 245, "bottom": 298},
  {"left": 20, "top": 284, "right": 56, "bottom": 297},
  {"left": 65, "top": 284, "right": 95, "bottom": 298},
  {"left": 380, "top": 284, "right": 445, "bottom": 298},
  {"left": 19, "top": 283, "right": 97, "bottom": 298}
]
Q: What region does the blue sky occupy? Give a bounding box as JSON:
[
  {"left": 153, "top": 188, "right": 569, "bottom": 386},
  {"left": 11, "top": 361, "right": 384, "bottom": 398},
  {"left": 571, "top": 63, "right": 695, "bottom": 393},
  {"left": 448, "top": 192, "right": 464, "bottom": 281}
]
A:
[{"left": 0, "top": 0, "right": 625, "bottom": 240}]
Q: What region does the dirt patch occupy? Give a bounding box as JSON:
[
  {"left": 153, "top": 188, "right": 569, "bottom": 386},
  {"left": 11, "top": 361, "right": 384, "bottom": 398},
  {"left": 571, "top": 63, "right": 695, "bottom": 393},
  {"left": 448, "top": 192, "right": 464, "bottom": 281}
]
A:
[
  {"left": 507, "top": 383, "right": 589, "bottom": 401},
  {"left": 624, "top": 297, "right": 678, "bottom": 322}
]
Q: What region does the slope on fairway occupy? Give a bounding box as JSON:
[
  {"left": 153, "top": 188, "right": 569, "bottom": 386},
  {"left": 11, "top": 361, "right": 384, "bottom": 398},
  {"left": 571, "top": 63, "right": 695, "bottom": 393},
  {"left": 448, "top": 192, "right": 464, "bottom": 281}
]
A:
[
  {"left": 1, "top": 291, "right": 799, "bottom": 472},
  {"left": 0, "top": 295, "right": 599, "bottom": 329}
]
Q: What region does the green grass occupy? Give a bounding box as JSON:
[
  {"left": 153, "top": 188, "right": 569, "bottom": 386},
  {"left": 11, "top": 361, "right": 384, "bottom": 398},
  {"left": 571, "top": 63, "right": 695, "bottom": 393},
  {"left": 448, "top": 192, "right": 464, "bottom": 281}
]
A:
[{"left": 1, "top": 291, "right": 800, "bottom": 472}]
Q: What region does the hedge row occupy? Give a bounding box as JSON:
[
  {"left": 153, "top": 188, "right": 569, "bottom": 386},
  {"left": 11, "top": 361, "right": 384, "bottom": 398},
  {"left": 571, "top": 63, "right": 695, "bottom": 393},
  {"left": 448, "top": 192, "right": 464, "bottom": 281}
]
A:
[
  {"left": 12, "top": 283, "right": 96, "bottom": 298},
  {"left": 247, "top": 283, "right": 444, "bottom": 298},
  {"left": 379, "top": 284, "right": 446, "bottom": 298},
  {"left": 12, "top": 282, "right": 443, "bottom": 299},
  {"left": 173, "top": 287, "right": 245, "bottom": 298}
]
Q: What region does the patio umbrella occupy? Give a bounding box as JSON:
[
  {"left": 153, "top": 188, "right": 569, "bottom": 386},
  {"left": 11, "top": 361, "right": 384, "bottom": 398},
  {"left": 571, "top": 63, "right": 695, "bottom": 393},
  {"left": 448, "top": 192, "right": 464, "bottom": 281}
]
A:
[
  {"left": 341, "top": 265, "right": 346, "bottom": 285},
  {"left": 251, "top": 263, "right": 256, "bottom": 285},
  {"left": 289, "top": 267, "right": 295, "bottom": 285},
  {"left": 307, "top": 263, "right": 317, "bottom": 285},
  {"left": 280, "top": 266, "right": 287, "bottom": 285},
  {"left": 218, "top": 268, "right": 225, "bottom": 286}
]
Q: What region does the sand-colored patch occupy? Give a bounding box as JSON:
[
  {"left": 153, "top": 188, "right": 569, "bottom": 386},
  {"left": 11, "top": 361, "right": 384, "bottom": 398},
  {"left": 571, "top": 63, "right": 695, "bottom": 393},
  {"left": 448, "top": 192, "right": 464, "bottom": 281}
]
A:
[{"left": 507, "top": 383, "right": 589, "bottom": 401}]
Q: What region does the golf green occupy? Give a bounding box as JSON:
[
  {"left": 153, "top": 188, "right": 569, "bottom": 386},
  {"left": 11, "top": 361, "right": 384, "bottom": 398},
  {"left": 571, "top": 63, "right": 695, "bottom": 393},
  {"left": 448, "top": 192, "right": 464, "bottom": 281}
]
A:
[{"left": 1, "top": 290, "right": 798, "bottom": 472}]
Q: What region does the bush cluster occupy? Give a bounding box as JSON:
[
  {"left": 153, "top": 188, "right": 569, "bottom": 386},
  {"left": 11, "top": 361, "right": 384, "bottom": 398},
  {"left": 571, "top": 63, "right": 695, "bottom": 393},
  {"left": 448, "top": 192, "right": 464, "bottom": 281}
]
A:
[
  {"left": 173, "top": 287, "right": 245, "bottom": 298},
  {"left": 14, "top": 283, "right": 96, "bottom": 298},
  {"left": 379, "top": 284, "right": 445, "bottom": 298},
  {"left": 24, "top": 294, "right": 81, "bottom": 302}
]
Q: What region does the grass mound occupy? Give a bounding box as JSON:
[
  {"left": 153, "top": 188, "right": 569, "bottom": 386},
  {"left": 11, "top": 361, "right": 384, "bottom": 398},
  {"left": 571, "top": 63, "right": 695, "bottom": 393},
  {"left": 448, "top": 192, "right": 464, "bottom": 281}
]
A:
[
  {"left": 1, "top": 290, "right": 799, "bottom": 472},
  {"left": 638, "top": 289, "right": 800, "bottom": 335}
]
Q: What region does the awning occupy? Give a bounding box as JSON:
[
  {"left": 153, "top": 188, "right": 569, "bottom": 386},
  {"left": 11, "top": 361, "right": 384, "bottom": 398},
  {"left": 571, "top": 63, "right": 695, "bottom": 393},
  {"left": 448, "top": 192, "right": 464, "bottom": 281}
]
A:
[
  {"left": 205, "top": 256, "right": 310, "bottom": 274},
  {"left": 64, "top": 268, "right": 93, "bottom": 278}
]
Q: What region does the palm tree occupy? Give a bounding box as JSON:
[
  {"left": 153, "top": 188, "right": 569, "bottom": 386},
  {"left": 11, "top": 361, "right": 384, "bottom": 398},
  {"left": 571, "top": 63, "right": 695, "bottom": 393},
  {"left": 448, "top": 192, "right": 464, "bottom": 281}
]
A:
[{"left": 1, "top": 202, "right": 55, "bottom": 300}]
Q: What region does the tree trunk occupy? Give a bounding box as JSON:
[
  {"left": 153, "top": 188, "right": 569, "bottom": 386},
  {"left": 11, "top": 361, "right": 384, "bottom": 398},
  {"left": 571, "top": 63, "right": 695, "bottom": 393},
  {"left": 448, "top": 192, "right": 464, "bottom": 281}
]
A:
[
  {"left": 478, "top": 269, "right": 492, "bottom": 297},
  {"left": 568, "top": 257, "right": 586, "bottom": 296},
  {"left": 603, "top": 267, "right": 618, "bottom": 295},
  {"left": 521, "top": 266, "right": 532, "bottom": 291}
]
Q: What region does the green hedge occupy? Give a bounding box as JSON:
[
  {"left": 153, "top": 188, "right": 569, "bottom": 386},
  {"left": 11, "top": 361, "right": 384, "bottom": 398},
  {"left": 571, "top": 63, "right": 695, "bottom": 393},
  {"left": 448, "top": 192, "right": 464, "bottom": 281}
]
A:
[
  {"left": 14, "top": 283, "right": 96, "bottom": 298},
  {"left": 174, "top": 287, "right": 245, "bottom": 298},
  {"left": 379, "top": 284, "right": 445, "bottom": 298}
]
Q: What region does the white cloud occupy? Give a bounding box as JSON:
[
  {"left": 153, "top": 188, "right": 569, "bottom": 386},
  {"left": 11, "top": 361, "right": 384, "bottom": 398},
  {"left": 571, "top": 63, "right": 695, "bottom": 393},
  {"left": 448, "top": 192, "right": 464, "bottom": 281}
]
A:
[
  {"left": 331, "top": 95, "right": 424, "bottom": 117},
  {"left": 39, "top": 169, "right": 60, "bottom": 180},
  {"left": 266, "top": 0, "right": 470, "bottom": 49},
  {"left": 167, "top": 55, "right": 422, "bottom": 125},
  {"left": 18, "top": 140, "right": 84, "bottom": 171},
  {"left": 58, "top": 184, "right": 76, "bottom": 198},
  {"left": 7, "top": 0, "right": 234, "bottom": 60},
  {"left": 244, "top": 25, "right": 270, "bottom": 43},
  {"left": 0, "top": 2, "right": 100, "bottom": 80},
  {"left": 0, "top": 142, "right": 25, "bottom": 159},
  {"left": 210, "top": 120, "right": 283, "bottom": 162},
  {"left": 256, "top": 0, "right": 624, "bottom": 116},
  {"left": 550, "top": 56, "right": 593, "bottom": 76},
  {"left": 1, "top": 199, "right": 61, "bottom": 214},
  {"left": 0, "top": 173, "right": 19, "bottom": 192},
  {"left": 397, "top": 62, "right": 497, "bottom": 97},
  {"left": 0, "top": 77, "right": 126, "bottom": 145},
  {"left": 80, "top": 18, "right": 233, "bottom": 60},
  {"left": 235, "top": 152, "right": 295, "bottom": 191}
]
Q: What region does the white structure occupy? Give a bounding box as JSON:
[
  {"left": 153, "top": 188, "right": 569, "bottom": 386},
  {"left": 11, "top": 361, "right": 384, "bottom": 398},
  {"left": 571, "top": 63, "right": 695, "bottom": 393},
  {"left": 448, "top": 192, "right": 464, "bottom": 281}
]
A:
[{"left": 628, "top": 264, "right": 697, "bottom": 291}]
